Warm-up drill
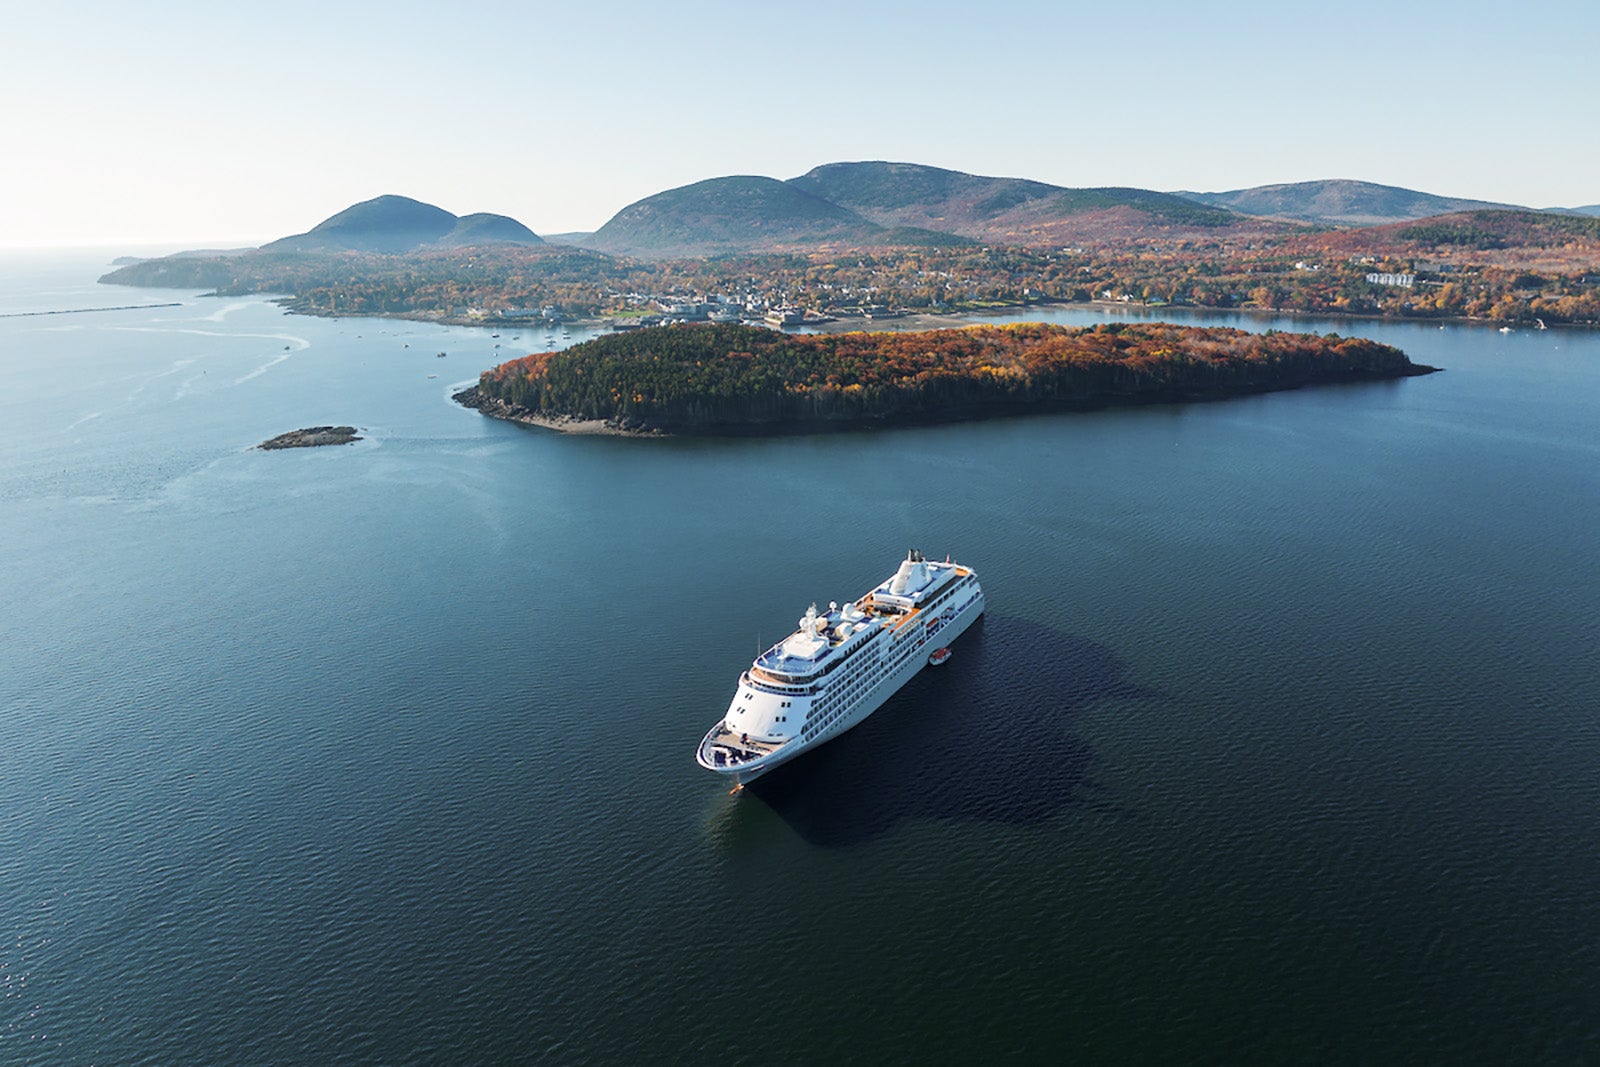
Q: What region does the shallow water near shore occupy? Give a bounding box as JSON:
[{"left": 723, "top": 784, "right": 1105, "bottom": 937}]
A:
[{"left": 2, "top": 251, "right": 1598, "bottom": 1062}]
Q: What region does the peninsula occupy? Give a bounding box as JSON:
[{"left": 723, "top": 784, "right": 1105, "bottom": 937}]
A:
[{"left": 455, "top": 322, "right": 1435, "bottom": 436}]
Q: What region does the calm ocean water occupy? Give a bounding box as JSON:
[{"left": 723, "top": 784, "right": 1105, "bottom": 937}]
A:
[{"left": 2, "top": 251, "right": 1597, "bottom": 1062}]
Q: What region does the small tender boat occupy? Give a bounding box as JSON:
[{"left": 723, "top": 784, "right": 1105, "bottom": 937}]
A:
[
  {"left": 928, "top": 647, "right": 952, "bottom": 666},
  {"left": 1498, "top": 326, "right": 1513, "bottom": 334}
]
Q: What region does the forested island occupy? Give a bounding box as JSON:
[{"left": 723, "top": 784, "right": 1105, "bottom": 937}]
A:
[{"left": 456, "top": 322, "right": 1435, "bottom": 436}]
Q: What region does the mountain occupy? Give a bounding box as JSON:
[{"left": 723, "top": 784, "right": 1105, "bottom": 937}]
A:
[
  {"left": 264, "top": 195, "right": 457, "bottom": 253},
  {"left": 586, "top": 165, "right": 1276, "bottom": 256},
  {"left": 1544, "top": 204, "right": 1600, "bottom": 218},
  {"left": 787, "top": 161, "right": 1253, "bottom": 244},
  {"left": 584, "top": 175, "right": 887, "bottom": 257},
  {"left": 786, "top": 161, "right": 1063, "bottom": 230},
  {"left": 436, "top": 212, "right": 544, "bottom": 247},
  {"left": 1174, "top": 180, "right": 1519, "bottom": 227},
  {"left": 263, "top": 195, "right": 541, "bottom": 253}
]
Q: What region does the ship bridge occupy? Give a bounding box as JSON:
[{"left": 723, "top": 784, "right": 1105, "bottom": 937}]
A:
[{"left": 751, "top": 601, "right": 882, "bottom": 685}]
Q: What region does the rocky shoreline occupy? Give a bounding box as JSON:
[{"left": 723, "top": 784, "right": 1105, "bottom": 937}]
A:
[
  {"left": 451, "top": 387, "right": 657, "bottom": 436},
  {"left": 454, "top": 361, "right": 1439, "bottom": 439}
]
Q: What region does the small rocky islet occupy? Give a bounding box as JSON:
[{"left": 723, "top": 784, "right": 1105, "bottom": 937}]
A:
[{"left": 258, "top": 426, "right": 361, "bottom": 450}]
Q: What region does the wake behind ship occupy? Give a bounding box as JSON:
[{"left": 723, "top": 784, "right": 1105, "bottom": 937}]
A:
[{"left": 697, "top": 551, "right": 984, "bottom": 788}]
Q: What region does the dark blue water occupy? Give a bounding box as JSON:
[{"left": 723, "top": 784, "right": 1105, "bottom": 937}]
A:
[{"left": 3, "top": 252, "right": 1597, "bottom": 1062}]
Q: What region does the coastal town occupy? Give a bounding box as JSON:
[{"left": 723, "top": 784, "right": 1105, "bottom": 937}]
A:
[
  {"left": 100, "top": 179, "right": 1600, "bottom": 331},
  {"left": 428, "top": 241, "right": 1599, "bottom": 335},
  {"left": 461, "top": 292, "right": 902, "bottom": 331}
]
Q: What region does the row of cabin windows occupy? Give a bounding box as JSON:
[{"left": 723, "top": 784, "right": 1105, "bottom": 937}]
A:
[
  {"left": 803, "top": 587, "right": 975, "bottom": 736},
  {"left": 891, "top": 633, "right": 922, "bottom": 669},
  {"left": 815, "top": 663, "right": 872, "bottom": 716},
  {"left": 808, "top": 651, "right": 873, "bottom": 717},
  {"left": 806, "top": 663, "right": 877, "bottom": 735}
]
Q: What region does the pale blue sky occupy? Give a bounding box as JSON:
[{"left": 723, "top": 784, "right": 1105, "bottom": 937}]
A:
[{"left": 3, "top": 0, "right": 1595, "bottom": 246}]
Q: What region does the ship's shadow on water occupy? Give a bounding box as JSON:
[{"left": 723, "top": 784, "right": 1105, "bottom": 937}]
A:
[{"left": 746, "top": 615, "right": 1159, "bottom": 847}]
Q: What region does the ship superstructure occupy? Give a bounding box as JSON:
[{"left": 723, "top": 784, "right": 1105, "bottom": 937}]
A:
[{"left": 696, "top": 550, "right": 984, "bottom": 787}]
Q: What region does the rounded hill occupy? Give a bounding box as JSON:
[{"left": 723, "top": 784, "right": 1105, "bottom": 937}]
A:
[
  {"left": 584, "top": 176, "right": 882, "bottom": 257},
  {"left": 1175, "top": 180, "right": 1518, "bottom": 227},
  {"left": 788, "top": 161, "right": 1062, "bottom": 226},
  {"left": 265, "top": 194, "right": 459, "bottom": 253},
  {"left": 786, "top": 161, "right": 1250, "bottom": 243},
  {"left": 260, "top": 196, "right": 543, "bottom": 253},
  {"left": 438, "top": 213, "right": 545, "bottom": 247}
]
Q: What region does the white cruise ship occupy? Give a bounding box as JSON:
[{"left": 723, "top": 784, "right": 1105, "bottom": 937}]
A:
[{"left": 696, "top": 550, "right": 985, "bottom": 788}]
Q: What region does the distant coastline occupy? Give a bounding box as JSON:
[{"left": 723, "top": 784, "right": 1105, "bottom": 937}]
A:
[
  {"left": 260, "top": 294, "right": 1592, "bottom": 337},
  {"left": 0, "top": 302, "right": 182, "bottom": 319}
]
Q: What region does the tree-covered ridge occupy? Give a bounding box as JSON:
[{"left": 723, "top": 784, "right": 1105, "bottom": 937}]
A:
[
  {"left": 474, "top": 322, "right": 1430, "bottom": 433},
  {"left": 585, "top": 176, "right": 884, "bottom": 257},
  {"left": 1178, "top": 180, "right": 1518, "bottom": 227},
  {"left": 1045, "top": 188, "right": 1238, "bottom": 227},
  {"left": 262, "top": 194, "right": 543, "bottom": 254},
  {"left": 1396, "top": 211, "right": 1600, "bottom": 250},
  {"left": 784, "top": 162, "right": 1252, "bottom": 241}
]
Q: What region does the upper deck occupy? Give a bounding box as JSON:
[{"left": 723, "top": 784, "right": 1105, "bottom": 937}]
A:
[{"left": 749, "top": 553, "right": 972, "bottom": 685}]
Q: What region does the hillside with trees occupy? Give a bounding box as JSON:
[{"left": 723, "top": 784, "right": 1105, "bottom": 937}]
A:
[
  {"left": 1174, "top": 180, "right": 1517, "bottom": 227},
  {"left": 462, "top": 322, "right": 1433, "bottom": 434},
  {"left": 787, "top": 162, "right": 1262, "bottom": 244},
  {"left": 100, "top": 206, "right": 1600, "bottom": 328},
  {"left": 437, "top": 213, "right": 544, "bottom": 247},
  {"left": 261, "top": 195, "right": 542, "bottom": 254},
  {"left": 584, "top": 176, "right": 887, "bottom": 257},
  {"left": 98, "top": 169, "right": 1600, "bottom": 329}
]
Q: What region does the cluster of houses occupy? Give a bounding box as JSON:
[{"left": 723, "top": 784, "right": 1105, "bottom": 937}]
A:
[
  {"left": 456, "top": 305, "right": 565, "bottom": 326},
  {"left": 602, "top": 293, "right": 908, "bottom": 331}
]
